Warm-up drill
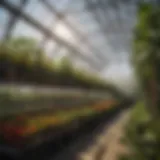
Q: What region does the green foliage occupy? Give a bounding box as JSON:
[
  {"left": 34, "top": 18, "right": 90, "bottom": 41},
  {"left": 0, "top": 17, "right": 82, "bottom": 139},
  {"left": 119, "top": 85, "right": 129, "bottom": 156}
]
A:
[
  {"left": 121, "top": 2, "right": 160, "bottom": 160},
  {"left": 120, "top": 102, "right": 160, "bottom": 160},
  {"left": 132, "top": 1, "right": 160, "bottom": 113},
  {"left": 0, "top": 37, "right": 120, "bottom": 94}
]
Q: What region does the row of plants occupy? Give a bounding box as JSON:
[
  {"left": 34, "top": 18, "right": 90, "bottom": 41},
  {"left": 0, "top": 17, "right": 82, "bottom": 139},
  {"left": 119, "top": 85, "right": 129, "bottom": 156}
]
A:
[
  {"left": 0, "top": 99, "right": 118, "bottom": 147},
  {"left": 0, "top": 89, "right": 111, "bottom": 118},
  {"left": 120, "top": 2, "right": 160, "bottom": 160},
  {"left": 0, "top": 37, "right": 118, "bottom": 92}
]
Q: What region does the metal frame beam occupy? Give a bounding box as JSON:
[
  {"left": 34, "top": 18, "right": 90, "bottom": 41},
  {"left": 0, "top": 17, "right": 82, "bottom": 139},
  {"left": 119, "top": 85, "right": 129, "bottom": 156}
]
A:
[
  {"left": 41, "top": 0, "right": 108, "bottom": 64},
  {"left": 0, "top": 0, "right": 103, "bottom": 70}
]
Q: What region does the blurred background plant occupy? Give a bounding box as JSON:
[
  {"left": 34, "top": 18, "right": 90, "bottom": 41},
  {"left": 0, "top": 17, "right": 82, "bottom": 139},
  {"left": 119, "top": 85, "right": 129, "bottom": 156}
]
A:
[
  {"left": 0, "top": 36, "right": 116, "bottom": 90},
  {"left": 120, "top": 2, "right": 160, "bottom": 160}
]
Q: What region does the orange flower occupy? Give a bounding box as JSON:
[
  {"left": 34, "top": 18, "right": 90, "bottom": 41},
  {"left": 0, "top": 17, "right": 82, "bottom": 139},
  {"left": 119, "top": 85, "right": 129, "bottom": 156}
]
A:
[
  {"left": 24, "top": 125, "right": 37, "bottom": 135},
  {"left": 93, "top": 100, "right": 117, "bottom": 111}
]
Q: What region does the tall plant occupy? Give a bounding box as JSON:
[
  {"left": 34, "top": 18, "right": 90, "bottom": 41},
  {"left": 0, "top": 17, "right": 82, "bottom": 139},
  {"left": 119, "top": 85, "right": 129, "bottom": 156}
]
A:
[{"left": 120, "top": 2, "right": 160, "bottom": 160}]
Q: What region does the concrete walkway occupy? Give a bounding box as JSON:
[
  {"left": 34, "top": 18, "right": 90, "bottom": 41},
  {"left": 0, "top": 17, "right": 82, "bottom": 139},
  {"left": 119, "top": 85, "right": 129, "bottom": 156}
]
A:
[{"left": 79, "top": 110, "right": 131, "bottom": 160}]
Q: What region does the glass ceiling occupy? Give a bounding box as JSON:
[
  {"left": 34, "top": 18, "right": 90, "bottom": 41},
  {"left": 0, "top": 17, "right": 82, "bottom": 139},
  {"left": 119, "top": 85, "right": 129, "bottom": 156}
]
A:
[{"left": 0, "top": 0, "right": 156, "bottom": 73}]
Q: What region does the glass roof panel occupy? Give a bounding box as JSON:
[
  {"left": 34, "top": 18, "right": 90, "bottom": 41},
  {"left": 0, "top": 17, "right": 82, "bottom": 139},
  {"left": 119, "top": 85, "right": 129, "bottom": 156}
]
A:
[
  {"left": 0, "top": 8, "right": 10, "bottom": 39},
  {"left": 24, "top": 0, "right": 56, "bottom": 28},
  {"left": 12, "top": 19, "right": 43, "bottom": 41},
  {"left": 47, "top": 0, "right": 71, "bottom": 11},
  {"left": 1, "top": 0, "right": 155, "bottom": 72},
  {"left": 6, "top": 0, "right": 22, "bottom": 7},
  {"left": 53, "top": 21, "right": 78, "bottom": 46}
]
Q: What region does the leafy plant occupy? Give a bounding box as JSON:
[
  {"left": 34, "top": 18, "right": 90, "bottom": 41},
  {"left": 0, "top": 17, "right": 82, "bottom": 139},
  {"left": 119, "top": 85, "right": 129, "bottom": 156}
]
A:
[
  {"left": 0, "top": 37, "right": 121, "bottom": 96},
  {"left": 121, "top": 2, "right": 160, "bottom": 160}
]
